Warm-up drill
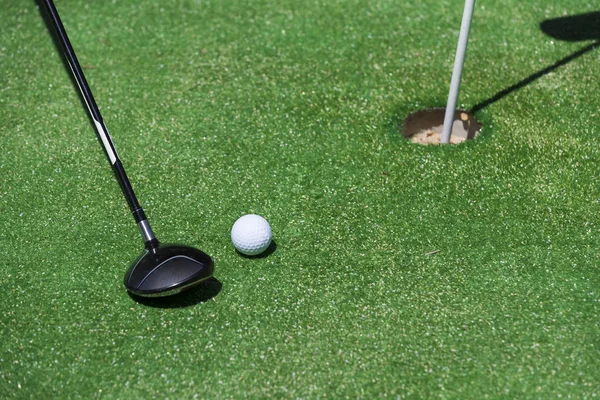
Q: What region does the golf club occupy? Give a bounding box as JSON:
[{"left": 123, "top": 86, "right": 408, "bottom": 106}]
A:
[
  {"left": 441, "top": 0, "right": 476, "bottom": 144},
  {"left": 42, "top": 0, "right": 214, "bottom": 297}
]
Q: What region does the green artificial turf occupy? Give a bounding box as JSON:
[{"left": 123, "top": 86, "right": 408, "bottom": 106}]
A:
[{"left": 1, "top": 0, "right": 599, "bottom": 398}]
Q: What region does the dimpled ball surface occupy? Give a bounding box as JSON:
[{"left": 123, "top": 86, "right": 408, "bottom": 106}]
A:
[{"left": 231, "top": 214, "right": 272, "bottom": 256}]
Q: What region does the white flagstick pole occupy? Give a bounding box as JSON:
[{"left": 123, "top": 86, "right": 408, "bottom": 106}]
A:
[{"left": 441, "top": 0, "right": 476, "bottom": 144}]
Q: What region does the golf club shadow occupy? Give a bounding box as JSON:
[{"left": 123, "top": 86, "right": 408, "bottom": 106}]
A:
[
  {"left": 128, "top": 276, "right": 222, "bottom": 308},
  {"left": 470, "top": 11, "right": 599, "bottom": 114},
  {"left": 236, "top": 240, "right": 278, "bottom": 259}
]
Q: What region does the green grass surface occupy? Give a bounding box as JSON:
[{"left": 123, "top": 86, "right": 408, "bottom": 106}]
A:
[{"left": 1, "top": 0, "right": 599, "bottom": 398}]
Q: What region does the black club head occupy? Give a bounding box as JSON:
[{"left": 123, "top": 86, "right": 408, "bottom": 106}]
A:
[{"left": 124, "top": 243, "right": 214, "bottom": 297}]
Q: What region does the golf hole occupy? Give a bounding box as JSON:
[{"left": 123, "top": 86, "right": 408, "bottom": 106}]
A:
[{"left": 401, "top": 108, "right": 482, "bottom": 145}]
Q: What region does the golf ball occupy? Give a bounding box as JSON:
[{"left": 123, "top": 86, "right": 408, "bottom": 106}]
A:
[{"left": 231, "top": 214, "right": 272, "bottom": 256}]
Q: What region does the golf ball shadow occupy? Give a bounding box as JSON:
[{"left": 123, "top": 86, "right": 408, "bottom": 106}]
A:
[
  {"left": 236, "top": 240, "right": 277, "bottom": 259},
  {"left": 127, "top": 277, "right": 222, "bottom": 308}
]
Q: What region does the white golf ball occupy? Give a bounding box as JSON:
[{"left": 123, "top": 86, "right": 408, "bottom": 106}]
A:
[{"left": 231, "top": 214, "right": 272, "bottom": 256}]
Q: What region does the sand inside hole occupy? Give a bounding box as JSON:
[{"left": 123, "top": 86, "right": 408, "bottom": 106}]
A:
[{"left": 402, "top": 108, "right": 482, "bottom": 145}]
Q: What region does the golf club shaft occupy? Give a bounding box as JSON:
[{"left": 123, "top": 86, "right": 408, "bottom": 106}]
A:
[
  {"left": 43, "top": 0, "right": 158, "bottom": 248},
  {"left": 441, "top": 0, "right": 475, "bottom": 144}
]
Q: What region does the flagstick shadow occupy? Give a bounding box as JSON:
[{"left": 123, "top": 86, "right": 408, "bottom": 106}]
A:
[
  {"left": 470, "top": 11, "right": 600, "bottom": 113},
  {"left": 470, "top": 40, "right": 599, "bottom": 114}
]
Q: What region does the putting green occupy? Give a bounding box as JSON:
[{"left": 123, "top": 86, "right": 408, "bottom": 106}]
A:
[{"left": 1, "top": 0, "right": 598, "bottom": 398}]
